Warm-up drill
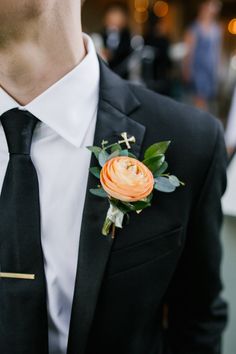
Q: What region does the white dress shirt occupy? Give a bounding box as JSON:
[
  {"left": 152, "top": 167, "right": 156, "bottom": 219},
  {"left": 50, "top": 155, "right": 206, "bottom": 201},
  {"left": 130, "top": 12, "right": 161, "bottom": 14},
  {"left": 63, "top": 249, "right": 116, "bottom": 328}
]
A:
[{"left": 0, "top": 34, "right": 100, "bottom": 354}]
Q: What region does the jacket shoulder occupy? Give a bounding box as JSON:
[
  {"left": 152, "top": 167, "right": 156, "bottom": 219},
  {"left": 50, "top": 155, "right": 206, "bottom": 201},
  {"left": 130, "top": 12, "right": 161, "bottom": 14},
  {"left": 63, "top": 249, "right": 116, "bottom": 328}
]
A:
[{"left": 129, "top": 83, "right": 223, "bottom": 164}]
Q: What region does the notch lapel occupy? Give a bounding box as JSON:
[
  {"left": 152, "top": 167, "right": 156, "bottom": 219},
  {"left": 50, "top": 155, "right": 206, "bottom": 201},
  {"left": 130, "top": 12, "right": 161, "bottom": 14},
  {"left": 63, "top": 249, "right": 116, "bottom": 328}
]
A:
[{"left": 67, "top": 60, "right": 146, "bottom": 354}]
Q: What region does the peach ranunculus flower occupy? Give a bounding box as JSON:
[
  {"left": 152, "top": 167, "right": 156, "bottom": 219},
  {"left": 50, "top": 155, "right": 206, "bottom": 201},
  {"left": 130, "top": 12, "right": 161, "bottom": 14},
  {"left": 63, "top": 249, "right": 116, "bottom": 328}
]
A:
[{"left": 100, "top": 156, "right": 154, "bottom": 202}]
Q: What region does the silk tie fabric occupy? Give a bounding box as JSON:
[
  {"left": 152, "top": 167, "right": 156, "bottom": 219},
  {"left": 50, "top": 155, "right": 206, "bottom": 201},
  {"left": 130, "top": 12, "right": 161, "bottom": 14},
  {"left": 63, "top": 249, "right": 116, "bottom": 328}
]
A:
[{"left": 0, "top": 109, "right": 48, "bottom": 354}]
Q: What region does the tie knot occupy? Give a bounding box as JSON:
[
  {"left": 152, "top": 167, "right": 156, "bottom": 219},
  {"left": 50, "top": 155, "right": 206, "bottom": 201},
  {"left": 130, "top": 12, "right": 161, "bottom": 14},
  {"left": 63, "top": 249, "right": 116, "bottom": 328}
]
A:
[{"left": 0, "top": 108, "right": 38, "bottom": 155}]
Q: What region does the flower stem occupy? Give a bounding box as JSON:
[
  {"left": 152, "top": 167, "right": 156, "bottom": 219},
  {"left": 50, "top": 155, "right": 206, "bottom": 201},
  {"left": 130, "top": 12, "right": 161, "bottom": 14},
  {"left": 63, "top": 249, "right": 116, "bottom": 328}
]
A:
[
  {"left": 111, "top": 223, "right": 116, "bottom": 239},
  {"left": 102, "top": 218, "right": 113, "bottom": 236}
]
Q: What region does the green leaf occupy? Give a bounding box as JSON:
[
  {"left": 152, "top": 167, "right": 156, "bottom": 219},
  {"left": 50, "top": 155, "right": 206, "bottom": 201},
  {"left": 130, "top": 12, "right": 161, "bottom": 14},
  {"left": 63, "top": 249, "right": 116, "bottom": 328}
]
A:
[
  {"left": 108, "top": 150, "right": 120, "bottom": 160},
  {"left": 110, "top": 200, "right": 132, "bottom": 213},
  {"left": 143, "top": 155, "right": 165, "bottom": 174},
  {"left": 98, "top": 150, "right": 109, "bottom": 167},
  {"left": 112, "top": 194, "right": 153, "bottom": 213},
  {"left": 154, "top": 177, "right": 176, "bottom": 193},
  {"left": 110, "top": 143, "right": 122, "bottom": 153},
  {"left": 89, "top": 188, "right": 107, "bottom": 198},
  {"left": 89, "top": 166, "right": 101, "bottom": 179},
  {"left": 145, "top": 193, "right": 154, "bottom": 203},
  {"left": 132, "top": 199, "right": 152, "bottom": 211},
  {"left": 154, "top": 161, "right": 168, "bottom": 177},
  {"left": 144, "top": 141, "right": 171, "bottom": 160},
  {"left": 120, "top": 201, "right": 136, "bottom": 212},
  {"left": 169, "top": 175, "right": 180, "bottom": 187},
  {"left": 87, "top": 146, "right": 102, "bottom": 159}
]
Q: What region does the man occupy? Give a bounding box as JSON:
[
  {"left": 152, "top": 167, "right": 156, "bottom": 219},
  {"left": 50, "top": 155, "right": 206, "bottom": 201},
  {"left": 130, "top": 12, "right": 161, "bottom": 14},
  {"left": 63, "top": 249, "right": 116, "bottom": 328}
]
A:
[
  {"left": 0, "top": 1, "right": 227, "bottom": 354},
  {"left": 183, "top": 0, "right": 222, "bottom": 111},
  {"left": 144, "top": 18, "right": 172, "bottom": 95},
  {"left": 101, "top": 2, "right": 132, "bottom": 78}
]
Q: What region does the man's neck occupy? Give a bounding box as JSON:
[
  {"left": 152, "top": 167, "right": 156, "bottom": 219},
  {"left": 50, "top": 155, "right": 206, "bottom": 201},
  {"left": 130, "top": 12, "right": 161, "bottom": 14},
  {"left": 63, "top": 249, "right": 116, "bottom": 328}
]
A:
[{"left": 0, "top": 7, "right": 86, "bottom": 106}]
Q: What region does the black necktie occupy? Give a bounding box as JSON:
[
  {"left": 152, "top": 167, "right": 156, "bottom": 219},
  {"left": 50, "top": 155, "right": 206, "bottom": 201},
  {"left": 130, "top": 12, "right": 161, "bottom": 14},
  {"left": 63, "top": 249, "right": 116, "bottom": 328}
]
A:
[{"left": 0, "top": 109, "right": 48, "bottom": 354}]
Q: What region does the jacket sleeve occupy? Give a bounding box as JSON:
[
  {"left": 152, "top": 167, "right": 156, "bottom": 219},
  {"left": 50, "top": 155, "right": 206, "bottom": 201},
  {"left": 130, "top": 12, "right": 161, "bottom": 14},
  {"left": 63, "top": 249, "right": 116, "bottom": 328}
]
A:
[{"left": 165, "top": 120, "right": 228, "bottom": 354}]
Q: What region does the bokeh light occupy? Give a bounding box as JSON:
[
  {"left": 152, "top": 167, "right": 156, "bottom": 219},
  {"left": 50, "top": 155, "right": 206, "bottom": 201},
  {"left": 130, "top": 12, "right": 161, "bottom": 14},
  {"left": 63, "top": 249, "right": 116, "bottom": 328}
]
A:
[
  {"left": 228, "top": 19, "right": 236, "bottom": 35},
  {"left": 135, "top": 0, "right": 149, "bottom": 13},
  {"left": 134, "top": 10, "right": 149, "bottom": 24},
  {"left": 153, "top": 1, "right": 169, "bottom": 18}
]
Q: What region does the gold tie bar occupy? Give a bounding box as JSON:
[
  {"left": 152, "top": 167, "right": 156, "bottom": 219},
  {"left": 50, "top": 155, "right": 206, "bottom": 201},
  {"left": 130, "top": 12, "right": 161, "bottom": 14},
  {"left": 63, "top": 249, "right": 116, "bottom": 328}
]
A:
[{"left": 0, "top": 272, "right": 35, "bottom": 280}]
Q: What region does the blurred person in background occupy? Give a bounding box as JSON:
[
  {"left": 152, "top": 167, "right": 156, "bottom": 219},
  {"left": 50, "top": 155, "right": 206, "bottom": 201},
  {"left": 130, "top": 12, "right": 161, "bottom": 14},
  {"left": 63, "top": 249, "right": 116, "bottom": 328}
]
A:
[
  {"left": 183, "top": 0, "right": 223, "bottom": 111},
  {"left": 144, "top": 18, "right": 172, "bottom": 95},
  {"left": 101, "top": 2, "right": 132, "bottom": 78}
]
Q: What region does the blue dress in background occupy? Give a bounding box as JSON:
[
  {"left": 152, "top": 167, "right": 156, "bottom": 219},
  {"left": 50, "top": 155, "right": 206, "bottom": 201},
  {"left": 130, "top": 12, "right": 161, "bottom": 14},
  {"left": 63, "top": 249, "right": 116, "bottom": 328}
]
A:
[{"left": 190, "top": 22, "right": 222, "bottom": 99}]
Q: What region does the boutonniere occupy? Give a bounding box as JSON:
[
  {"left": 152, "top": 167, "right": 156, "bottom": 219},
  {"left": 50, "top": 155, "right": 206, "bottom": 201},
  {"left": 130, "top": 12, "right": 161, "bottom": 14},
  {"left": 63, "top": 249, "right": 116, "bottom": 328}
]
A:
[{"left": 87, "top": 132, "right": 184, "bottom": 238}]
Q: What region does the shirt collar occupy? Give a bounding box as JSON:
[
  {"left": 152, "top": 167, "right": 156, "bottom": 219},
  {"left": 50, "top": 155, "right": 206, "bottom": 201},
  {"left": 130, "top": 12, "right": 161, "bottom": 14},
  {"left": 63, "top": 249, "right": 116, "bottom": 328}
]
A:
[{"left": 0, "top": 34, "right": 100, "bottom": 148}]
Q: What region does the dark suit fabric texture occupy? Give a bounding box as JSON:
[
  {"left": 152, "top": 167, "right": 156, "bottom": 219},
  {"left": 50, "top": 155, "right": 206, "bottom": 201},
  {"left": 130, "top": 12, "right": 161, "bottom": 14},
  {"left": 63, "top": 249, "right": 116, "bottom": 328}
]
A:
[{"left": 0, "top": 59, "right": 228, "bottom": 354}]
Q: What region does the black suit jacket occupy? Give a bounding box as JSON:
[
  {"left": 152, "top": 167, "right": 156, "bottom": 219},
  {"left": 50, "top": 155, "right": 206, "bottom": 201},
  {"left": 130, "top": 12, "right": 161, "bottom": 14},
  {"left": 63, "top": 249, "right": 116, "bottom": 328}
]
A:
[
  {"left": 2, "top": 59, "right": 226, "bottom": 354},
  {"left": 65, "top": 60, "right": 228, "bottom": 354}
]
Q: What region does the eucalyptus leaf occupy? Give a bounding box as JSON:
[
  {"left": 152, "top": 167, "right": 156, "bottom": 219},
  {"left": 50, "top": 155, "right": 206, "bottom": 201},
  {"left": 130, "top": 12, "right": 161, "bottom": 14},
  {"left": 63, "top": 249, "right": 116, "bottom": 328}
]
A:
[
  {"left": 98, "top": 150, "right": 109, "bottom": 167},
  {"left": 89, "top": 188, "right": 107, "bottom": 198},
  {"left": 119, "top": 149, "right": 129, "bottom": 157},
  {"left": 169, "top": 175, "right": 180, "bottom": 187},
  {"left": 144, "top": 141, "right": 171, "bottom": 160},
  {"left": 89, "top": 166, "right": 101, "bottom": 179},
  {"left": 143, "top": 155, "right": 165, "bottom": 174},
  {"left": 154, "top": 177, "right": 176, "bottom": 193},
  {"left": 154, "top": 161, "right": 168, "bottom": 177},
  {"left": 87, "top": 146, "right": 102, "bottom": 159},
  {"left": 108, "top": 150, "right": 120, "bottom": 160}
]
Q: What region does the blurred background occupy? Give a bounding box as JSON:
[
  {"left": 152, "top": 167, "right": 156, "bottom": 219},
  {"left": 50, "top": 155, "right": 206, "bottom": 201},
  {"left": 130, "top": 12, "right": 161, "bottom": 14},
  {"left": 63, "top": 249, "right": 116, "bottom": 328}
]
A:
[
  {"left": 82, "top": 1, "right": 236, "bottom": 353},
  {"left": 83, "top": 0, "right": 236, "bottom": 119}
]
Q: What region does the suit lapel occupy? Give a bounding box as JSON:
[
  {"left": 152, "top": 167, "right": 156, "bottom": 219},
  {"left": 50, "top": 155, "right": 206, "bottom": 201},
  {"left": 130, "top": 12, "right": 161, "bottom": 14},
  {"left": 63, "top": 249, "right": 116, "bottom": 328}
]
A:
[{"left": 67, "top": 60, "right": 146, "bottom": 354}]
